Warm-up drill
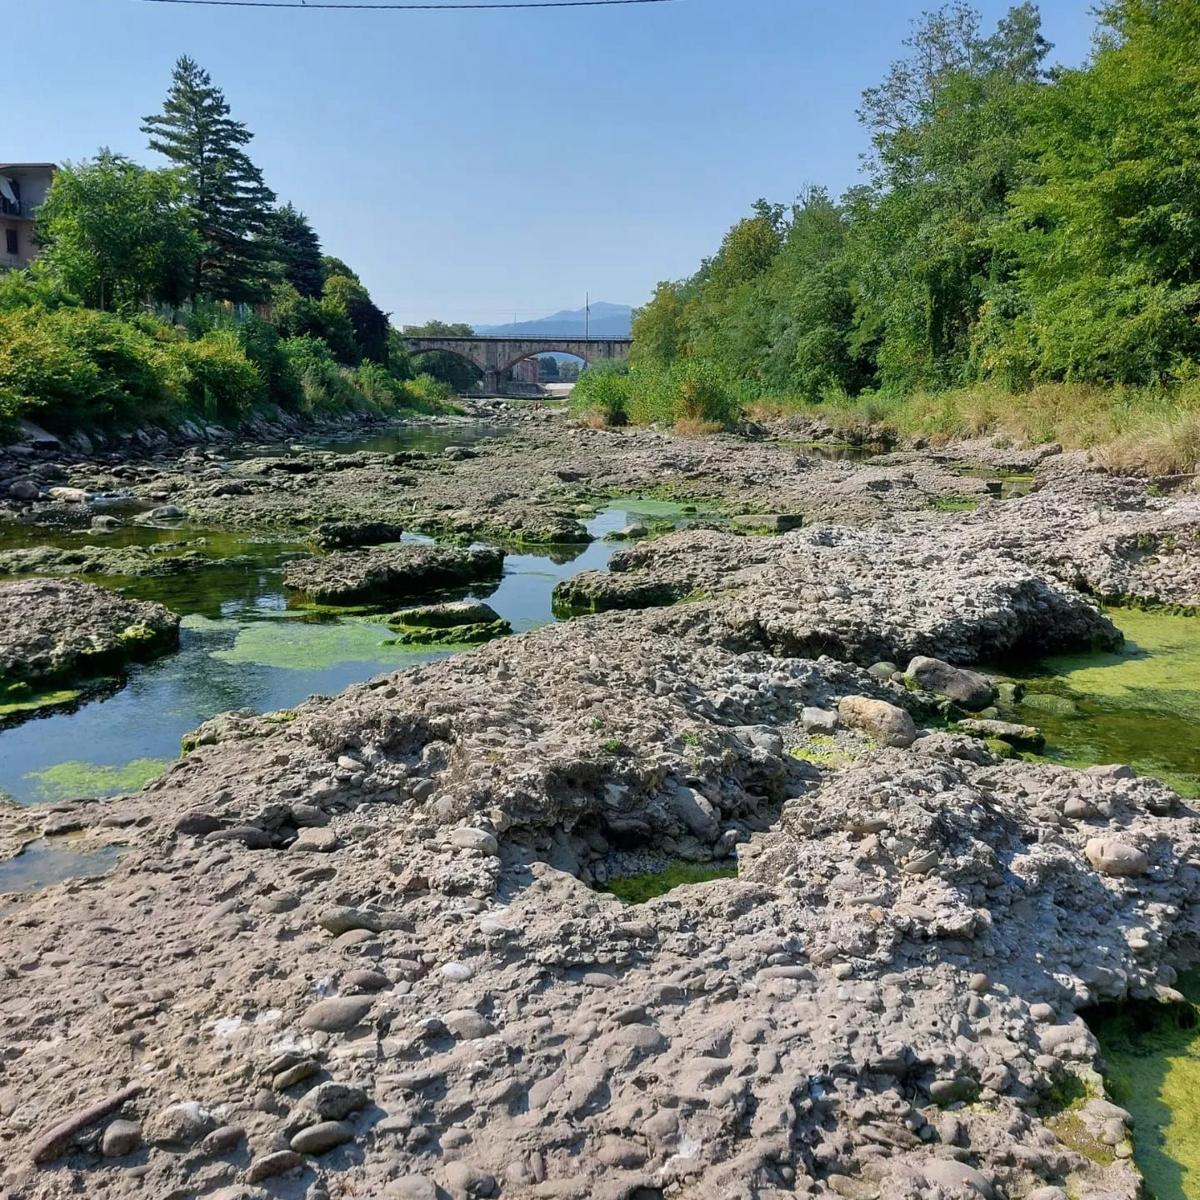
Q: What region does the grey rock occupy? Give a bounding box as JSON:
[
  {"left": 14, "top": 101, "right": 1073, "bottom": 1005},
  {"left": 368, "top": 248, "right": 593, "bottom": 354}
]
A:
[
  {"left": 299, "top": 996, "right": 373, "bottom": 1033},
  {"left": 100, "top": 1119, "right": 142, "bottom": 1158},
  {"left": 290, "top": 1120, "right": 354, "bottom": 1155},
  {"left": 905, "top": 656, "right": 995, "bottom": 710}
]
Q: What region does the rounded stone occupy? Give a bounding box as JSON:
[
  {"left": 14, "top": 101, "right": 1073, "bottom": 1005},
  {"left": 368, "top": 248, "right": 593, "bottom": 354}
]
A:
[
  {"left": 299, "top": 996, "right": 374, "bottom": 1033},
  {"left": 100, "top": 1119, "right": 142, "bottom": 1158},
  {"left": 290, "top": 1120, "right": 354, "bottom": 1155}
]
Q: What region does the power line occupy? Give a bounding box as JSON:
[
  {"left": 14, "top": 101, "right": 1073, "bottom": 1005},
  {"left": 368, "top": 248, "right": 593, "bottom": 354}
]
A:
[{"left": 135, "top": 0, "right": 675, "bottom": 10}]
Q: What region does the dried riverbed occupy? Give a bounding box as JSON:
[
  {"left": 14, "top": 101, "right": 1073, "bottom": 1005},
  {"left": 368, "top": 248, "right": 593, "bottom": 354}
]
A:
[{"left": 1, "top": 412, "right": 1199, "bottom": 1200}]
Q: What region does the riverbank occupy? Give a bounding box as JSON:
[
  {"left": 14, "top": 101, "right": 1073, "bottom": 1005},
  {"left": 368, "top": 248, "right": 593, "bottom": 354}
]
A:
[{"left": 0, "top": 412, "right": 1198, "bottom": 1200}]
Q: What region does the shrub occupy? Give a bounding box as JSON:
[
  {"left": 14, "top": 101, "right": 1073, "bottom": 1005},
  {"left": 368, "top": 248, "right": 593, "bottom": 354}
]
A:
[
  {"left": 237, "top": 315, "right": 302, "bottom": 410},
  {"left": 400, "top": 373, "right": 453, "bottom": 410},
  {"left": 0, "top": 305, "right": 172, "bottom": 432},
  {"left": 279, "top": 335, "right": 360, "bottom": 413},
  {"left": 166, "top": 328, "right": 264, "bottom": 422},
  {"left": 570, "top": 361, "right": 631, "bottom": 427}
]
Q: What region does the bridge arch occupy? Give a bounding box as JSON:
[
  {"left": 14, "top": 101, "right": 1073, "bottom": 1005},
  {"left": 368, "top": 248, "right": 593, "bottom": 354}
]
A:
[{"left": 401, "top": 335, "right": 632, "bottom": 395}]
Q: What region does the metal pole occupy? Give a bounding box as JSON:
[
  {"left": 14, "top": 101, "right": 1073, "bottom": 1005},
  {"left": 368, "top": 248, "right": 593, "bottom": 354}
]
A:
[{"left": 585, "top": 292, "right": 590, "bottom": 341}]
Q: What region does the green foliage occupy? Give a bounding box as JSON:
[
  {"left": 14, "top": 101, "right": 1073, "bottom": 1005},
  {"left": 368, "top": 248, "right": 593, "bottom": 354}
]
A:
[
  {"left": 35, "top": 150, "right": 199, "bottom": 312},
  {"left": 990, "top": 0, "right": 1200, "bottom": 384},
  {"left": 571, "top": 361, "right": 631, "bottom": 426},
  {"left": 279, "top": 334, "right": 361, "bottom": 413},
  {"left": 324, "top": 271, "right": 389, "bottom": 364},
  {"left": 0, "top": 305, "right": 173, "bottom": 431},
  {"left": 272, "top": 282, "right": 360, "bottom": 365},
  {"left": 142, "top": 55, "right": 276, "bottom": 303},
  {"left": 166, "top": 327, "right": 265, "bottom": 421},
  {"left": 266, "top": 203, "right": 324, "bottom": 298},
  {"left": 637, "top": 0, "right": 1200, "bottom": 443}
]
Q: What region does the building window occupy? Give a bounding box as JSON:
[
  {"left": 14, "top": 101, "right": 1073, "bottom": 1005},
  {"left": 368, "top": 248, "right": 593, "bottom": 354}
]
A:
[{"left": 4, "top": 229, "right": 17, "bottom": 256}]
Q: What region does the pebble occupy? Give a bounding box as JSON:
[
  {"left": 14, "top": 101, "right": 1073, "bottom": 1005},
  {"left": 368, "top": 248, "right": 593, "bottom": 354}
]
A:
[
  {"left": 291, "top": 1120, "right": 355, "bottom": 1155},
  {"left": 247, "top": 1150, "right": 304, "bottom": 1182},
  {"left": 300, "top": 996, "right": 373, "bottom": 1033},
  {"left": 100, "top": 1119, "right": 142, "bottom": 1158}
]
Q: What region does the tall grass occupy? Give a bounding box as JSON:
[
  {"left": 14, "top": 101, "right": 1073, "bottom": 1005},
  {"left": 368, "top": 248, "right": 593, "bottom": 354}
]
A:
[{"left": 774, "top": 381, "right": 1200, "bottom": 475}]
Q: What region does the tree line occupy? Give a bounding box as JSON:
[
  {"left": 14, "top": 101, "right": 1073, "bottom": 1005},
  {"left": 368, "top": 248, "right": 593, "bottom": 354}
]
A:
[
  {"left": 576, "top": 0, "right": 1200, "bottom": 455},
  {"left": 0, "top": 57, "right": 464, "bottom": 434}
]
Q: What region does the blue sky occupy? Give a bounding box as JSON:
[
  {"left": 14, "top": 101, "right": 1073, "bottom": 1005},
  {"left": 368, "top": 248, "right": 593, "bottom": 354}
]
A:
[{"left": 12, "top": 0, "right": 1096, "bottom": 326}]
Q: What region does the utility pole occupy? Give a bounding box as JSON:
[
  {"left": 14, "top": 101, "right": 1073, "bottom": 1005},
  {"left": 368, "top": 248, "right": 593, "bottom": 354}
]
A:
[{"left": 585, "top": 292, "right": 590, "bottom": 341}]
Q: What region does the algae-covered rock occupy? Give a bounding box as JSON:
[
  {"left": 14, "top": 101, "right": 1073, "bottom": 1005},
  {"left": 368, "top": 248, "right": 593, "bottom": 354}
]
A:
[
  {"left": 388, "top": 600, "right": 503, "bottom": 629},
  {"left": 957, "top": 718, "right": 1046, "bottom": 751},
  {"left": 282, "top": 544, "right": 504, "bottom": 606},
  {"left": 311, "top": 519, "right": 405, "bottom": 550},
  {"left": 552, "top": 571, "right": 690, "bottom": 615},
  {"left": 0, "top": 578, "right": 179, "bottom": 711},
  {"left": 386, "top": 599, "right": 511, "bottom": 645}
]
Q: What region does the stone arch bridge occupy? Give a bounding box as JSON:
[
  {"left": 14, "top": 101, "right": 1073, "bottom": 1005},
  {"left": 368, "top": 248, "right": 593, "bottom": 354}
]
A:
[{"left": 401, "top": 335, "right": 632, "bottom": 395}]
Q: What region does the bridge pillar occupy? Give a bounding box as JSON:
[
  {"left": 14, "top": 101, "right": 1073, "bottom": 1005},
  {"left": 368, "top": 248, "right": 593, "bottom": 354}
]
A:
[{"left": 482, "top": 369, "right": 502, "bottom": 395}]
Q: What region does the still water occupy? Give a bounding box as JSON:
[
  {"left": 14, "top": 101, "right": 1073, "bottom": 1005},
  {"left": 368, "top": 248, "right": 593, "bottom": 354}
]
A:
[{"left": 0, "top": 471, "right": 699, "bottom": 807}]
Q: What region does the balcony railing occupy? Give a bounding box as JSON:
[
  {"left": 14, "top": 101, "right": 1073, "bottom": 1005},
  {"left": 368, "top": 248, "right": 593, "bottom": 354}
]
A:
[{"left": 0, "top": 198, "right": 27, "bottom": 218}]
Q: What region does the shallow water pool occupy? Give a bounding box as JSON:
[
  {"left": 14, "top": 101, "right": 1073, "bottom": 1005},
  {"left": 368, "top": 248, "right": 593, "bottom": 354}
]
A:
[{"left": 1009, "top": 608, "right": 1200, "bottom": 797}]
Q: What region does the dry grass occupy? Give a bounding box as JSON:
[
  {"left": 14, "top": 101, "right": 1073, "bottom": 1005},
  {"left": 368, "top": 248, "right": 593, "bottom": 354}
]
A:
[
  {"left": 577, "top": 407, "right": 613, "bottom": 430},
  {"left": 674, "top": 417, "right": 725, "bottom": 437},
  {"left": 798, "top": 380, "right": 1200, "bottom": 476}
]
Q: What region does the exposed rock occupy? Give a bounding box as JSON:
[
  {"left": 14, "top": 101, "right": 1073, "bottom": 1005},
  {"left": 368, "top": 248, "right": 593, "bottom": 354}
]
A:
[
  {"left": 283, "top": 544, "right": 504, "bottom": 605},
  {"left": 837, "top": 695, "right": 918, "bottom": 748},
  {"left": 905, "top": 655, "right": 996, "bottom": 709},
  {"left": 312, "top": 519, "right": 405, "bottom": 549},
  {"left": 0, "top": 578, "right": 179, "bottom": 699}
]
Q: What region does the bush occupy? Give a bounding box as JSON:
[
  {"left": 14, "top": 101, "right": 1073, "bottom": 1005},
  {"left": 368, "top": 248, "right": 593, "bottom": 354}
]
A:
[
  {"left": 279, "top": 335, "right": 361, "bottom": 414},
  {"left": 237, "top": 315, "right": 302, "bottom": 410},
  {"left": 0, "top": 305, "right": 172, "bottom": 432},
  {"left": 166, "top": 328, "right": 265, "bottom": 422},
  {"left": 570, "top": 362, "right": 631, "bottom": 427}
]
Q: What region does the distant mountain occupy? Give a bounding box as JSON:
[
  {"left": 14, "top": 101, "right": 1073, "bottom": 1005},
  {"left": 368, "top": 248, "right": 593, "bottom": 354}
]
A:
[{"left": 476, "top": 302, "right": 633, "bottom": 338}]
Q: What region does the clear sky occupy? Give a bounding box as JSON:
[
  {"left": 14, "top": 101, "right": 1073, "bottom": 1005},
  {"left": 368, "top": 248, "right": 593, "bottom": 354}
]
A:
[{"left": 12, "top": 0, "right": 1097, "bottom": 326}]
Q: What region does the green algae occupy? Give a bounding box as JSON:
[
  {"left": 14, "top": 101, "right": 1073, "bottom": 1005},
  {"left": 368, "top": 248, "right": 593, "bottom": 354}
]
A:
[
  {"left": 603, "top": 497, "right": 703, "bottom": 519},
  {"left": 0, "top": 682, "right": 85, "bottom": 723},
  {"left": 931, "top": 496, "right": 980, "bottom": 512},
  {"left": 790, "top": 736, "right": 857, "bottom": 770},
  {"left": 23, "top": 756, "right": 171, "bottom": 802},
  {"left": 1087, "top": 971, "right": 1200, "bottom": 1199},
  {"left": 1010, "top": 608, "right": 1200, "bottom": 796},
  {"left": 599, "top": 861, "right": 738, "bottom": 904},
  {"left": 210, "top": 616, "right": 435, "bottom": 671},
  {"left": 385, "top": 620, "right": 510, "bottom": 647}
]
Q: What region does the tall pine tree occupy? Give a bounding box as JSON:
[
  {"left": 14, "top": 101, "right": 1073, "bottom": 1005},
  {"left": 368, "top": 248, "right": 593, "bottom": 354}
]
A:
[
  {"left": 266, "top": 203, "right": 324, "bottom": 298},
  {"left": 142, "top": 56, "right": 276, "bottom": 303}
]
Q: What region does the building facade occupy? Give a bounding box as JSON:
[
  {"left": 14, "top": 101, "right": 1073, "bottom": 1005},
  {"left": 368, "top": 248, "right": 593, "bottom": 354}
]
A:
[{"left": 1, "top": 164, "right": 56, "bottom": 269}]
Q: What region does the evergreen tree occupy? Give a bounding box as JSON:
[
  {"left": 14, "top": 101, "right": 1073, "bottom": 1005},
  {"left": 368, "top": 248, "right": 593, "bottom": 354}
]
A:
[
  {"left": 267, "top": 203, "right": 324, "bottom": 297},
  {"left": 142, "top": 56, "right": 276, "bottom": 303}
]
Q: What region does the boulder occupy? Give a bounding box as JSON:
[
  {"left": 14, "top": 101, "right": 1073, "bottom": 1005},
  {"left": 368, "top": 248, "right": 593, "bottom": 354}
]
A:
[
  {"left": 905, "top": 656, "right": 995, "bottom": 710},
  {"left": 1085, "top": 838, "right": 1149, "bottom": 877},
  {"left": 837, "top": 696, "right": 917, "bottom": 748}
]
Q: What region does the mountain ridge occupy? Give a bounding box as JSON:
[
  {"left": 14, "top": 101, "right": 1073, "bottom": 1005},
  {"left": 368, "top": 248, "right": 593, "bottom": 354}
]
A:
[{"left": 476, "top": 302, "right": 633, "bottom": 338}]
